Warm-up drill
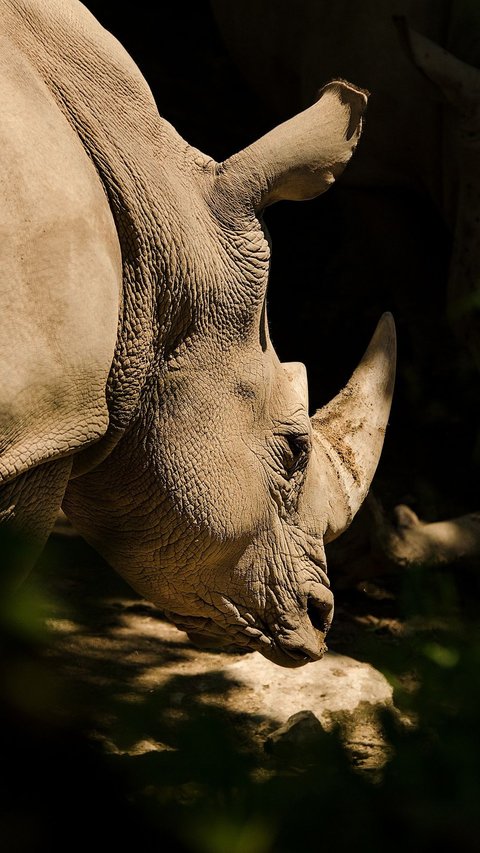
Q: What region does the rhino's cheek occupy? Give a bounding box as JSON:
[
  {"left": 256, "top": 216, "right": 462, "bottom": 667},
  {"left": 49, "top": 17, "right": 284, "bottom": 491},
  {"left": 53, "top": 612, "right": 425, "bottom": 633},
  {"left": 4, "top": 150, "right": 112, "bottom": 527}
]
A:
[{"left": 154, "top": 436, "right": 267, "bottom": 545}]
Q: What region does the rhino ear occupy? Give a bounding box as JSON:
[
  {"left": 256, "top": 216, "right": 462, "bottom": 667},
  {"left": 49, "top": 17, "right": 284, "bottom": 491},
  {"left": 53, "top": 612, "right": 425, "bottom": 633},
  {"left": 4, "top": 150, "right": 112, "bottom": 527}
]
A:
[{"left": 215, "top": 80, "right": 368, "bottom": 211}]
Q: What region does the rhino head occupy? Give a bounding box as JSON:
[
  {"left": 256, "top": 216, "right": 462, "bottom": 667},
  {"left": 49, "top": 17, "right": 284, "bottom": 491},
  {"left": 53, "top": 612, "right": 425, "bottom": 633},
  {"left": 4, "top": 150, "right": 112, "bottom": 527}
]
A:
[
  {"left": 1, "top": 0, "right": 394, "bottom": 667},
  {"left": 58, "top": 81, "right": 395, "bottom": 666}
]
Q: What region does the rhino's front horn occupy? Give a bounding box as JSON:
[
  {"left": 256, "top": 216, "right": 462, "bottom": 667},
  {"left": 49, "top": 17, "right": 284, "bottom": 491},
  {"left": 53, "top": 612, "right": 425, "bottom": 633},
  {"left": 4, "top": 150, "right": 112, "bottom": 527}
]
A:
[{"left": 311, "top": 313, "right": 396, "bottom": 542}]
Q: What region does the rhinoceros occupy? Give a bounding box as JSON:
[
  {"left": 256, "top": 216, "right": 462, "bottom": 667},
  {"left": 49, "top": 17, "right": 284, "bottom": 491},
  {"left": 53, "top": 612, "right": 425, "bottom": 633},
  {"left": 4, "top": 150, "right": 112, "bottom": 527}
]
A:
[{"left": 0, "top": 0, "right": 395, "bottom": 666}]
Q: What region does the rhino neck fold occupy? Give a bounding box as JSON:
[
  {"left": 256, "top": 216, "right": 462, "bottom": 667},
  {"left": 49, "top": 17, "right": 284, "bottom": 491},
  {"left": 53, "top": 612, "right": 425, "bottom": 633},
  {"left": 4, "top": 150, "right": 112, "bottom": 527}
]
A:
[{"left": 3, "top": 0, "right": 195, "bottom": 446}]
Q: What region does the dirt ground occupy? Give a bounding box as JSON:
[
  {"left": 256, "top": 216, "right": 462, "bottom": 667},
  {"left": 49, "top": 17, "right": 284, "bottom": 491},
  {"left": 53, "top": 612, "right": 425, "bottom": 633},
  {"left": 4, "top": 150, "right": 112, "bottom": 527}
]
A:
[
  {"left": 5, "top": 519, "right": 477, "bottom": 853},
  {"left": 26, "top": 527, "right": 409, "bottom": 777}
]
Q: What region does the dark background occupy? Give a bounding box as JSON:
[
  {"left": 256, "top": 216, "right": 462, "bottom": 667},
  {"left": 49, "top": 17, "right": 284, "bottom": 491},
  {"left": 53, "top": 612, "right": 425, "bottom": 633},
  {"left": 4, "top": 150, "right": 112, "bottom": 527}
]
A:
[{"left": 81, "top": 2, "right": 479, "bottom": 523}]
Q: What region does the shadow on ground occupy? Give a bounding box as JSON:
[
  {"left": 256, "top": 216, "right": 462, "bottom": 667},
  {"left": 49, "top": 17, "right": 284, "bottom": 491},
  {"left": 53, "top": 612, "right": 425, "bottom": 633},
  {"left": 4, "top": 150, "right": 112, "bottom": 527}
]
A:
[{"left": 2, "top": 531, "right": 480, "bottom": 851}]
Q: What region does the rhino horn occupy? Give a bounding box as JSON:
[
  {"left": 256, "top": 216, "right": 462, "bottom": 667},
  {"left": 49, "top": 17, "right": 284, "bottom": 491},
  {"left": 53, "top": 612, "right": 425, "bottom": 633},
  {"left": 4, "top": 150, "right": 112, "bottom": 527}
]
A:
[{"left": 311, "top": 313, "right": 396, "bottom": 542}]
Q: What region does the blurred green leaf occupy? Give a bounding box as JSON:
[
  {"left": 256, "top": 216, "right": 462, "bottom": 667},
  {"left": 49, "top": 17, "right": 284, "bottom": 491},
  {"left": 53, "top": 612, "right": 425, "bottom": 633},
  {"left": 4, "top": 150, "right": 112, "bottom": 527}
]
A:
[{"left": 423, "top": 642, "right": 460, "bottom": 668}]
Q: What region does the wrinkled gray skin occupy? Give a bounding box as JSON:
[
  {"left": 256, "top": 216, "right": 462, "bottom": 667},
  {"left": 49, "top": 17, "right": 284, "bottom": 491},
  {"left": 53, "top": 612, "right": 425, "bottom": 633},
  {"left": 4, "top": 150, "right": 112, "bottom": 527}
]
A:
[{"left": 0, "top": 0, "right": 395, "bottom": 666}]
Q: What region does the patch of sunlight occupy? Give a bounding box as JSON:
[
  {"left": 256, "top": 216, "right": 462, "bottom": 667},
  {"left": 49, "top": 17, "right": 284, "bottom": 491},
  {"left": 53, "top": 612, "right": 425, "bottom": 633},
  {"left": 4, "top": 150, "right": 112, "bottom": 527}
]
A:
[
  {"left": 112, "top": 612, "right": 186, "bottom": 640},
  {"left": 45, "top": 617, "right": 81, "bottom": 634},
  {"left": 115, "top": 691, "right": 146, "bottom": 704}
]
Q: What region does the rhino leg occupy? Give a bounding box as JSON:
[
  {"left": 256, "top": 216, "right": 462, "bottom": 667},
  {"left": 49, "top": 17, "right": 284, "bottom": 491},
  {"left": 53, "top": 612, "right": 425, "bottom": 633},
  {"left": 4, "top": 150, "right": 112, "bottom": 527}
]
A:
[{"left": 0, "top": 458, "right": 72, "bottom": 589}]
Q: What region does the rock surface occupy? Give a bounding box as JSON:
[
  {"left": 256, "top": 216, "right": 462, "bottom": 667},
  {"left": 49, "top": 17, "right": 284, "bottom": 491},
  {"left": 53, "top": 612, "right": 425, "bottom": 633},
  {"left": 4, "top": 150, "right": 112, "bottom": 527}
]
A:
[{"left": 36, "top": 541, "right": 395, "bottom": 773}]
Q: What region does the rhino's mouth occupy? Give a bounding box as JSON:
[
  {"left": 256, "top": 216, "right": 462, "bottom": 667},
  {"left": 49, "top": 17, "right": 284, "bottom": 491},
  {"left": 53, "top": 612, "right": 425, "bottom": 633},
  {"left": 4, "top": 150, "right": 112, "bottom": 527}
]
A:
[
  {"left": 184, "top": 624, "right": 329, "bottom": 669},
  {"left": 163, "top": 582, "right": 333, "bottom": 669},
  {"left": 162, "top": 608, "right": 273, "bottom": 654}
]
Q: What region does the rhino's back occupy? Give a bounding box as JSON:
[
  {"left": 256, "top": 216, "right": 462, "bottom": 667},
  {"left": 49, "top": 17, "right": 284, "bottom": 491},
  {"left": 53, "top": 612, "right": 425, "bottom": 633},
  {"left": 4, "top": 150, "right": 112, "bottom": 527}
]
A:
[
  {"left": 2, "top": 0, "right": 175, "bottom": 195},
  {"left": 0, "top": 27, "right": 121, "bottom": 483},
  {"left": 3, "top": 0, "right": 196, "bottom": 438}
]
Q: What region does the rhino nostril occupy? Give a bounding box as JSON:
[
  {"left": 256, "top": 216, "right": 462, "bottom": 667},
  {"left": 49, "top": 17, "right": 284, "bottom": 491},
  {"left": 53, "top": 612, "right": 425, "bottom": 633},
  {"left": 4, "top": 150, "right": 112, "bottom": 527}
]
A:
[{"left": 307, "top": 595, "right": 333, "bottom": 634}]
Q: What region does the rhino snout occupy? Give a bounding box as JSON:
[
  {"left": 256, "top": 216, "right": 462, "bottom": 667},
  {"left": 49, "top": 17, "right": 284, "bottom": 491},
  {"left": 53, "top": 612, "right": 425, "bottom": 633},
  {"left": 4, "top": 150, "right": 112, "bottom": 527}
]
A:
[{"left": 265, "top": 586, "right": 334, "bottom": 668}]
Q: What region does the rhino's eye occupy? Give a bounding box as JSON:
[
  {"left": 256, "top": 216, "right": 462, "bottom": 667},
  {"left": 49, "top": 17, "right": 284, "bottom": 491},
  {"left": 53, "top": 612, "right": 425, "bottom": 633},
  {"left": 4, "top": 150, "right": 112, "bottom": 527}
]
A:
[{"left": 282, "top": 434, "right": 310, "bottom": 478}]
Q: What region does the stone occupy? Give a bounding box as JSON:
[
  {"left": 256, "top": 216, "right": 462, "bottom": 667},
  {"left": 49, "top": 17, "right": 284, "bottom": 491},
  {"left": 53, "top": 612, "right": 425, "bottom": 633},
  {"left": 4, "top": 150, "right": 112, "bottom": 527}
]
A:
[
  {"left": 264, "top": 710, "right": 325, "bottom": 762},
  {"left": 38, "top": 557, "right": 396, "bottom": 772}
]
